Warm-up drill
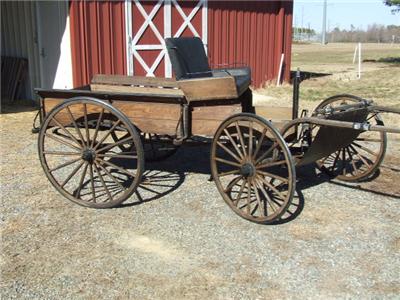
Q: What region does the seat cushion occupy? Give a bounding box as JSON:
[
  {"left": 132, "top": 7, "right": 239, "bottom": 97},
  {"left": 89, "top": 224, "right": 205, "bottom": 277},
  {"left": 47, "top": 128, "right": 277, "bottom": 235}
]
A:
[
  {"left": 212, "top": 67, "right": 251, "bottom": 96},
  {"left": 165, "top": 37, "right": 211, "bottom": 80}
]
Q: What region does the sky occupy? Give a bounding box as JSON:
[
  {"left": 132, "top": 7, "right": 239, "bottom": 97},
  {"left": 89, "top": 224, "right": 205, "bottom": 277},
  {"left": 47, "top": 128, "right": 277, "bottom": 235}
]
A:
[{"left": 294, "top": 0, "right": 400, "bottom": 32}]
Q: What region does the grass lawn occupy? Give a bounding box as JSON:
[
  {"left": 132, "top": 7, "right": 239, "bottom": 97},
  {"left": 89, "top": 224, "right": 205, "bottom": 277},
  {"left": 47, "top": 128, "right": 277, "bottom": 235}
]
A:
[{"left": 255, "top": 43, "right": 400, "bottom": 108}]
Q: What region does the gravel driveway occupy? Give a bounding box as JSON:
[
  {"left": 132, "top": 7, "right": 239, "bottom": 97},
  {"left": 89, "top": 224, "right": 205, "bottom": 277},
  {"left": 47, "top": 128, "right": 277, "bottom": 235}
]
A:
[{"left": 1, "top": 107, "right": 399, "bottom": 299}]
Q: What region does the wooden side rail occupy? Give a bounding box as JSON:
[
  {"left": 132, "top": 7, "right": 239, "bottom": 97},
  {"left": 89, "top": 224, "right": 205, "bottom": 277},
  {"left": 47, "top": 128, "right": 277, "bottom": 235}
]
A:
[{"left": 177, "top": 75, "right": 238, "bottom": 101}]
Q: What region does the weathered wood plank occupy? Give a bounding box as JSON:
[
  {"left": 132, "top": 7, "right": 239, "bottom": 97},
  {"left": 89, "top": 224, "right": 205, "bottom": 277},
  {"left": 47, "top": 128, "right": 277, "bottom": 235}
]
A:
[
  {"left": 178, "top": 76, "right": 238, "bottom": 101},
  {"left": 191, "top": 104, "right": 242, "bottom": 136},
  {"left": 91, "top": 74, "right": 178, "bottom": 88},
  {"left": 90, "top": 83, "right": 184, "bottom": 97},
  {"left": 43, "top": 98, "right": 181, "bottom": 135}
]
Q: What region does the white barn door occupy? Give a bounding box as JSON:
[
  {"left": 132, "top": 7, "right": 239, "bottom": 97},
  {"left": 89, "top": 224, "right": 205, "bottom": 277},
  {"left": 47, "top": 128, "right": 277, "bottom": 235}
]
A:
[{"left": 125, "top": 0, "right": 207, "bottom": 78}]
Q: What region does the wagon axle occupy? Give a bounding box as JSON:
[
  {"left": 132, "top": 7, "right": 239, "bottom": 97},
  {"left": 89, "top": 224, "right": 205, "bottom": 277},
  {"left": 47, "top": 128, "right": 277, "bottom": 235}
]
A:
[
  {"left": 81, "top": 149, "right": 96, "bottom": 164},
  {"left": 240, "top": 163, "right": 256, "bottom": 178}
]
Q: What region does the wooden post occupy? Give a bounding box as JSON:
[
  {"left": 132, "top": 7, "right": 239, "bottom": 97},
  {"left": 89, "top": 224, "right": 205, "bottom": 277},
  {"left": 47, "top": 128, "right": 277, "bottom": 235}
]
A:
[
  {"left": 352, "top": 44, "right": 358, "bottom": 64},
  {"left": 276, "top": 53, "right": 285, "bottom": 86},
  {"left": 358, "top": 42, "right": 362, "bottom": 79}
]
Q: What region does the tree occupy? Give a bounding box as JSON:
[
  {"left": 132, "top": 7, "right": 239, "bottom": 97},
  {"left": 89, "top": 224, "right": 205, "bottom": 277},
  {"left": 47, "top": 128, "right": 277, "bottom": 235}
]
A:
[{"left": 384, "top": 0, "right": 400, "bottom": 13}]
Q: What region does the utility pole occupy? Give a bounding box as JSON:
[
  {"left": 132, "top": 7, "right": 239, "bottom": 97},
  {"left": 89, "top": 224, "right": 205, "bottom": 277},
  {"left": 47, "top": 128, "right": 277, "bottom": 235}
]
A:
[{"left": 322, "top": 0, "right": 327, "bottom": 45}]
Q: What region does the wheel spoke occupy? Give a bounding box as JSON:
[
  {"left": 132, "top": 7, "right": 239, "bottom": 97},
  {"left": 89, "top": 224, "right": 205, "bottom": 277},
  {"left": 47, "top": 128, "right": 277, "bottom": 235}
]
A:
[
  {"left": 252, "top": 181, "right": 264, "bottom": 216},
  {"left": 93, "top": 120, "right": 122, "bottom": 150},
  {"left": 83, "top": 104, "right": 90, "bottom": 147},
  {"left": 252, "top": 127, "right": 267, "bottom": 160},
  {"left": 256, "top": 178, "right": 278, "bottom": 214},
  {"left": 246, "top": 179, "right": 251, "bottom": 214},
  {"left": 43, "top": 151, "right": 81, "bottom": 156},
  {"left": 217, "top": 141, "right": 242, "bottom": 163},
  {"left": 352, "top": 142, "right": 378, "bottom": 157},
  {"left": 90, "top": 108, "right": 104, "bottom": 148},
  {"left": 223, "top": 128, "right": 245, "bottom": 159},
  {"left": 255, "top": 142, "right": 278, "bottom": 164},
  {"left": 224, "top": 176, "right": 243, "bottom": 193},
  {"left": 235, "top": 122, "right": 247, "bottom": 158},
  {"left": 95, "top": 135, "right": 133, "bottom": 154},
  {"left": 233, "top": 179, "right": 246, "bottom": 206},
  {"left": 49, "top": 157, "right": 82, "bottom": 173},
  {"left": 248, "top": 121, "right": 253, "bottom": 157},
  {"left": 61, "top": 161, "right": 84, "bottom": 188},
  {"left": 45, "top": 133, "right": 82, "bottom": 151},
  {"left": 342, "top": 147, "right": 347, "bottom": 176},
  {"left": 96, "top": 158, "right": 137, "bottom": 178},
  {"left": 96, "top": 162, "right": 125, "bottom": 191},
  {"left": 217, "top": 169, "right": 240, "bottom": 178},
  {"left": 97, "top": 153, "right": 137, "bottom": 159},
  {"left": 257, "top": 170, "right": 289, "bottom": 184},
  {"left": 346, "top": 147, "right": 358, "bottom": 175},
  {"left": 51, "top": 117, "right": 83, "bottom": 147},
  {"left": 75, "top": 162, "right": 89, "bottom": 198},
  {"left": 256, "top": 159, "right": 287, "bottom": 169},
  {"left": 66, "top": 106, "right": 86, "bottom": 146},
  {"left": 215, "top": 157, "right": 241, "bottom": 168},
  {"left": 93, "top": 163, "right": 112, "bottom": 202},
  {"left": 349, "top": 144, "right": 371, "bottom": 167},
  {"left": 88, "top": 164, "right": 96, "bottom": 202},
  {"left": 256, "top": 175, "right": 287, "bottom": 201},
  {"left": 330, "top": 150, "right": 341, "bottom": 171},
  {"left": 355, "top": 137, "right": 381, "bottom": 143}
]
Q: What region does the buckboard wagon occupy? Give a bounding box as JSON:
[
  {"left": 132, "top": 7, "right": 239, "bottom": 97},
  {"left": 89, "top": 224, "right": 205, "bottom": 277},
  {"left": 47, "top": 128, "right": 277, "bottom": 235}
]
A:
[{"left": 34, "top": 37, "right": 400, "bottom": 224}]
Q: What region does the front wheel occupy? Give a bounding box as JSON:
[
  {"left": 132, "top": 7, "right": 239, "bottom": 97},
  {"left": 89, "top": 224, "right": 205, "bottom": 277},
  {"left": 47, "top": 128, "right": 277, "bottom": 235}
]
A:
[
  {"left": 210, "top": 113, "right": 296, "bottom": 224},
  {"left": 314, "top": 94, "right": 387, "bottom": 182}
]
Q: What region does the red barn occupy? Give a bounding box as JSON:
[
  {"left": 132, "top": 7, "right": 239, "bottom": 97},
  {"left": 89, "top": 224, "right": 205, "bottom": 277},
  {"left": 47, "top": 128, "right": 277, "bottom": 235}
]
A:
[{"left": 1, "top": 0, "right": 293, "bottom": 100}]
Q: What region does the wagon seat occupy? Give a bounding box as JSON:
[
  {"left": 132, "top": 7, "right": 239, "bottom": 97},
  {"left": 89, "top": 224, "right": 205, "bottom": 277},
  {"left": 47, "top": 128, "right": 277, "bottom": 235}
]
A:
[{"left": 165, "top": 37, "right": 251, "bottom": 97}]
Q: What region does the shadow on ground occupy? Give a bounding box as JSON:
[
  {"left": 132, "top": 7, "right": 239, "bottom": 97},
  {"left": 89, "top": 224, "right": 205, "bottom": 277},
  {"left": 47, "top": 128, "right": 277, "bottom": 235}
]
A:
[
  {"left": 1, "top": 100, "right": 38, "bottom": 114},
  {"left": 290, "top": 70, "right": 332, "bottom": 83},
  {"left": 118, "top": 141, "right": 399, "bottom": 223}
]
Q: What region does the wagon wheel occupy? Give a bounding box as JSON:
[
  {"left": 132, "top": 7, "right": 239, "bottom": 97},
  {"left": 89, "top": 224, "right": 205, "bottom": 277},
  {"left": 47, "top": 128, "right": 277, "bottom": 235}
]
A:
[
  {"left": 314, "top": 94, "right": 387, "bottom": 181},
  {"left": 211, "top": 113, "right": 296, "bottom": 224},
  {"left": 38, "top": 97, "right": 144, "bottom": 208},
  {"left": 111, "top": 131, "right": 178, "bottom": 161}
]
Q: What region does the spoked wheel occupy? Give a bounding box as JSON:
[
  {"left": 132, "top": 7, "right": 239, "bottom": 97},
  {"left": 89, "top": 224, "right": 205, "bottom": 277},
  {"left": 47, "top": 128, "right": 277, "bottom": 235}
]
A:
[
  {"left": 38, "top": 97, "right": 144, "bottom": 208},
  {"left": 314, "top": 94, "right": 387, "bottom": 181},
  {"left": 211, "top": 113, "right": 296, "bottom": 224}
]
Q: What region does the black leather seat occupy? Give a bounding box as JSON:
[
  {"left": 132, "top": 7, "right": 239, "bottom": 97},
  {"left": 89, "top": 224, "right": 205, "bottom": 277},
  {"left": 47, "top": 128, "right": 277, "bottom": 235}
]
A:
[{"left": 165, "top": 37, "right": 251, "bottom": 96}]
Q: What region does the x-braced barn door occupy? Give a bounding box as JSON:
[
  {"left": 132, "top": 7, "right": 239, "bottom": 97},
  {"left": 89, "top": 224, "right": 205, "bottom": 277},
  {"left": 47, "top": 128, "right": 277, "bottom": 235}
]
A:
[{"left": 125, "top": 0, "right": 207, "bottom": 77}]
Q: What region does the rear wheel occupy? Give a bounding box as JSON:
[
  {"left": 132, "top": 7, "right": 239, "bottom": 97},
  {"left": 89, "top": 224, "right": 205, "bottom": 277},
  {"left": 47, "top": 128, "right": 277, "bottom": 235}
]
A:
[
  {"left": 38, "top": 97, "right": 144, "bottom": 208},
  {"left": 314, "top": 94, "right": 386, "bottom": 182},
  {"left": 211, "top": 113, "right": 296, "bottom": 224}
]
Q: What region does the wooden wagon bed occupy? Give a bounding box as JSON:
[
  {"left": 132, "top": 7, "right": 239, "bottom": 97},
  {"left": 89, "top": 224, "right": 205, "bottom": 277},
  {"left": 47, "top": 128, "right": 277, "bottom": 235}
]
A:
[{"left": 37, "top": 73, "right": 256, "bottom": 137}]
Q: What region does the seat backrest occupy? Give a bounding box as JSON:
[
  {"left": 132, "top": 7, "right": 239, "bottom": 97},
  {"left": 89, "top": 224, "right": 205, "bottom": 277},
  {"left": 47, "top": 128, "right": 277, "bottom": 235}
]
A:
[{"left": 165, "top": 37, "right": 211, "bottom": 80}]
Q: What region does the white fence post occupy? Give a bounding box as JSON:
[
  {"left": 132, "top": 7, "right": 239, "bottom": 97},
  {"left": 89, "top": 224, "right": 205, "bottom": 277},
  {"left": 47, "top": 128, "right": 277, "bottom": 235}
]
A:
[{"left": 358, "top": 42, "right": 362, "bottom": 79}]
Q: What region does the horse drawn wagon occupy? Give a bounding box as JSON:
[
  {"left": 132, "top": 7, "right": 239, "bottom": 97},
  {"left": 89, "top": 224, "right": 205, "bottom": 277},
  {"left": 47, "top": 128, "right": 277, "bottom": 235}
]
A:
[{"left": 34, "top": 37, "right": 400, "bottom": 224}]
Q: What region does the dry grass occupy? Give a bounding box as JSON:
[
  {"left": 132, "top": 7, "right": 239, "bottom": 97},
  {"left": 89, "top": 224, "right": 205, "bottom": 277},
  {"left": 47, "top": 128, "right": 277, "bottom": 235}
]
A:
[{"left": 254, "top": 43, "right": 400, "bottom": 108}]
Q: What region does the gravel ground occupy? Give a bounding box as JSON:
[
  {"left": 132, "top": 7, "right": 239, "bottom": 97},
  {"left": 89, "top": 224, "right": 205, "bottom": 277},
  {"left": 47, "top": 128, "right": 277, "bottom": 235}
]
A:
[{"left": 1, "top": 106, "right": 399, "bottom": 299}]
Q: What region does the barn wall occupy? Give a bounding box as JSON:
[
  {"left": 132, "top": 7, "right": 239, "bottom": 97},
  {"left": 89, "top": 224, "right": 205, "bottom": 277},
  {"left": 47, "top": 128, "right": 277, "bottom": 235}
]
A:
[
  {"left": 69, "top": 1, "right": 126, "bottom": 87},
  {"left": 68, "top": 0, "right": 293, "bottom": 88},
  {"left": 208, "top": 1, "right": 293, "bottom": 88}
]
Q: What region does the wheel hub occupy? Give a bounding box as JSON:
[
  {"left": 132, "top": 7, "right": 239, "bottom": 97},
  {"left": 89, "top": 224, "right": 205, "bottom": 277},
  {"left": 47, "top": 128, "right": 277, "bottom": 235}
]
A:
[
  {"left": 82, "top": 149, "right": 96, "bottom": 164},
  {"left": 240, "top": 163, "right": 256, "bottom": 178}
]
